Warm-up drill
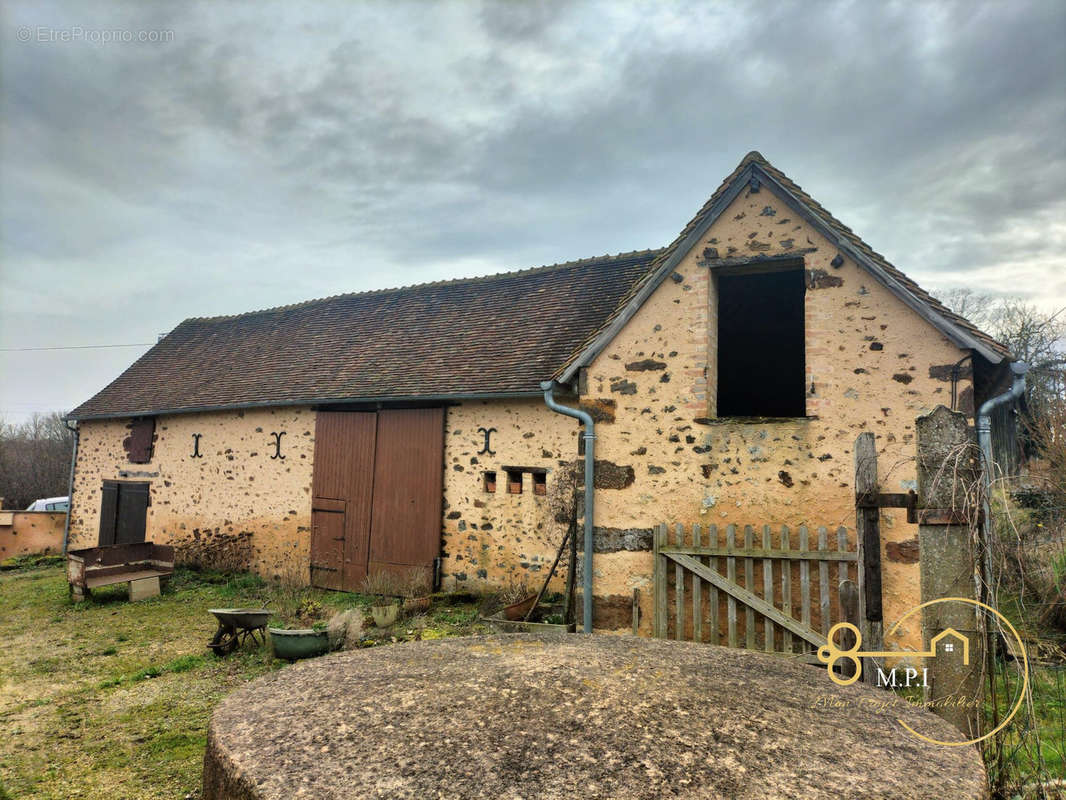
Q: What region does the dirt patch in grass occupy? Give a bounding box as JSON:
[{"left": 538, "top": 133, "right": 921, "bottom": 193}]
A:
[{"left": 0, "top": 564, "right": 484, "bottom": 799}]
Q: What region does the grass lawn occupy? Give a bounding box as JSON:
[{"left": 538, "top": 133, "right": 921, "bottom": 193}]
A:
[
  {"left": 5, "top": 556, "right": 1061, "bottom": 799},
  {"left": 0, "top": 558, "right": 485, "bottom": 800}
]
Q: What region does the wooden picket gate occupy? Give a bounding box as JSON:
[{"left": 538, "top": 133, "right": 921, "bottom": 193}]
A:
[{"left": 652, "top": 522, "right": 857, "bottom": 658}]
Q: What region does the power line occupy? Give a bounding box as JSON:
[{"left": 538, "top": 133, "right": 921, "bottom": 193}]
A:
[{"left": 0, "top": 342, "right": 154, "bottom": 352}]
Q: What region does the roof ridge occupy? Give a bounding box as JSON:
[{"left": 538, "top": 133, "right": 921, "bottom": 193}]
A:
[
  {"left": 185, "top": 247, "right": 665, "bottom": 323},
  {"left": 554, "top": 151, "right": 1010, "bottom": 380},
  {"left": 753, "top": 159, "right": 1010, "bottom": 357}
]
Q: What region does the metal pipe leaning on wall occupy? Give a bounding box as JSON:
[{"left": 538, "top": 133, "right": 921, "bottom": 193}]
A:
[
  {"left": 541, "top": 380, "right": 595, "bottom": 634},
  {"left": 62, "top": 419, "right": 79, "bottom": 555}
]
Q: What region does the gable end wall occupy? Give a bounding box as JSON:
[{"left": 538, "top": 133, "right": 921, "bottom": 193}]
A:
[{"left": 583, "top": 184, "right": 973, "bottom": 648}]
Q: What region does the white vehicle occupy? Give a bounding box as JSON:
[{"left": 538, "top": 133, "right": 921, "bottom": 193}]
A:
[{"left": 25, "top": 496, "right": 69, "bottom": 512}]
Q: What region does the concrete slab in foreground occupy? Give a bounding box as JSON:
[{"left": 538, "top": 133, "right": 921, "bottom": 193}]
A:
[{"left": 202, "top": 634, "right": 987, "bottom": 800}]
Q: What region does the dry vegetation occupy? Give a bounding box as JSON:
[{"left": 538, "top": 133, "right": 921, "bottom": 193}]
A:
[{"left": 982, "top": 397, "right": 1066, "bottom": 798}]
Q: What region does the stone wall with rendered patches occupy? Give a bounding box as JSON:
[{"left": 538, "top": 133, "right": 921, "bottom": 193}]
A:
[
  {"left": 69, "top": 408, "right": 315, "bottom": 581},
  {"left": 0, "top": 512, "right": 65, "bottom": 559},
  {"left": 439, "top": 398, "right": 579, "bottom": 593},
  {"left": 583, "top": 185, "right": 973, "bottom": 649}
]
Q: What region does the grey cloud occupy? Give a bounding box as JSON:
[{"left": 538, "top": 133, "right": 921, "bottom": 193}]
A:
[{"left": 1, "top": 0, "right": 1063, "bottom": 421}]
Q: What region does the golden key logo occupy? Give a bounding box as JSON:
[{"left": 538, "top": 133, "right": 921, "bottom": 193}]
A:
[
  {"left": 818, "top": 623, "right": 969, "bottom": 687},
  {"left": 815, "top": 597, "right": 1029, "bottom": 746}
]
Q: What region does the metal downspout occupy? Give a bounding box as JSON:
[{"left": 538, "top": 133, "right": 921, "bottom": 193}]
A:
[
  {"left": 541, "top": 380, "right": 595, "bottom": 633},
  {"left": 976, "top": 361, "right": 1027, "bottom": 604},
  {"left": 977, "top": 361, "right": 1028, "bottom": 502},
  {"left": 62, "top": 419, "right": 79, "bottom": 555}
]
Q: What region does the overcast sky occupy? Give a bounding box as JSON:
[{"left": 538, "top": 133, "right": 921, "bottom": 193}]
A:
[{"left": 2, "top": 0, "right": 1064, "bottom": 423}]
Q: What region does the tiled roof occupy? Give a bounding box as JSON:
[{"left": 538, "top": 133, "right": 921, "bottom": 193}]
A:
[
  {"left": 556, "top": 152, "right": 1010, "bottom": 379},
  {"left": 71, "top": 152, "right": 1010, "bottom": 421},
  {"left": 68, "top": 250, "right": 661, "bottom": 419},
  {"left": 751, "top": 153, "right": 1011, "bottom": 360}
]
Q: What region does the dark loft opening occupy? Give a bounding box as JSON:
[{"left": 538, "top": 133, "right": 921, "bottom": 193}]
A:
[
  {"left": 483, "top": 471, "right": 497, "bottom": 493},
  {"left": 717, "top": 268, "right": 805, "bottom": 418}
]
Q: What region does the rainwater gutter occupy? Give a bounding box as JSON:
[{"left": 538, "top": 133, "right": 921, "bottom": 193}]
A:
[
  {"left": 976, "top": 361, "right": 1027, "bottom": 604},
  {"left": 540, "top": 380, "right": 595, "bottom": 633},
  {"left": 977, "top": 361, "right": 1028, "bottom": 496},
  {"left": 62, "top": 419, "right": 79, "bottom": 555}
]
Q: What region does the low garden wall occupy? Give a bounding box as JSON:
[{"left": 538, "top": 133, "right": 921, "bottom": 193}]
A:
[{"left": 0, "top": 511, "right": 66, "bottom": 560}]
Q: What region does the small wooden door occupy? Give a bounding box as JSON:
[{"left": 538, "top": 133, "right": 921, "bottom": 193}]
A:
[
  {"left": 98, "top": 481, "right": 149, "bottom": 546},
  {"left": 310, "top": 498, "right": 346, "bottom": 591},
  {"left": 368, "top": 408, "right": 445, "bottom": 578}
]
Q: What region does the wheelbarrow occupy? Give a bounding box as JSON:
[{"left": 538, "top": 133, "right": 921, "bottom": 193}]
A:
[{"left": 207, "top": 608, "right": 272, "bottom": 656}]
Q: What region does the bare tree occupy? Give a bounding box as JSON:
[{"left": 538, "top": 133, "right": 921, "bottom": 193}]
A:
[
  {"left": 0, "top": 412, "right": 75, "bottom": 509},
  {"left": 936, "top": 289, "right": 1066, "bottom": 413}
]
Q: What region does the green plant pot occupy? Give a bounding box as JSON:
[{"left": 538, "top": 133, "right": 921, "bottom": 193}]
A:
[{"left": 268, "top": 628, "right": 330, "bottom": 661}]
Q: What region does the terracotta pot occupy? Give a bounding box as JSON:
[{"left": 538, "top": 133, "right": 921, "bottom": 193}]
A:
[
  {"left": 503, "top": 594, "right": 538, "bottom": 621},
  {"left": 403, "top": 596, "right": 431, "bottom": 614}
]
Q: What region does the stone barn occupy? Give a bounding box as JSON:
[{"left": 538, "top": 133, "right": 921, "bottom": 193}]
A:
[{"left": 66, "top": 152, "right": 1015, "bottom": 643}]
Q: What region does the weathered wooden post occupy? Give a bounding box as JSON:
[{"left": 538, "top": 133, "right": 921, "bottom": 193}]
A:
[
  {"left": 653, "top": 523, "right": 667, "bottom": 638},
  {"left": 854, "top": 432, "right": 884, "bottom": 683},
  {"left": 838, "top": 579, "right": 860, "bottom": 681},
  {"left": 915, "top": 405, "right": 983, "bottom": 739}
]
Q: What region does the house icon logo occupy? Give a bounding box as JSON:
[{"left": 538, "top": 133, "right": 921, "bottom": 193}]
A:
[
  {"left": 815, "top": 596, "right": 1028, "bottom": 746},
  {"left": 817, "top": 624, "right": 971, "bottom": 688}
]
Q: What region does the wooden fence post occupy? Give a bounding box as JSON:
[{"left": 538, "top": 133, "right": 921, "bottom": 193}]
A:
[
  {"left": 915, "top": 405, "right": 983, "bottom": 740},
  {"left": 653, "top": 524, "right": 667, "bottom": 639},
  {"left": 838, "top": 579, "right": 860, "bottom": 681},
  {"left": 854, "top": 432, "right": 884, "bottom": 683}
]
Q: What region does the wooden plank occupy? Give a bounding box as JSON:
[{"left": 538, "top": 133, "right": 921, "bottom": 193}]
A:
[
  {"left": 652, "top": 526, "right": 660, "bottom": 640},
  {"left": 663, "top": 552, "right": 827, "bottom": 649},
  {"left": 708, "top": 524, "right": 719, "bottom": 646},
  {"left": 763, "top": 525, "right": 774, "bottom": 652},
  {"left": 726, "top": 525, "right": 737, "bottom": 648},
  {"left": 819, "top": 526, "right": 831, "bottom": 636},
  {"left": 658, "top": 546, "right": 855, "bottom": 561},
  {"left": 800, "top": 525, "right": 811, "bottom": 633},
  {"left": 692, "top": 525, "right": 702, "bottom": 644},
  {"left": 781, "top": 525, "right": 793, "bottom": 653},
  {"left": 675, "top": 523, "right": 685, "bottom": 641},
  {"left": 744, "top": 525, "right": 755, "bottom": 649},
  {"left": 85, "top": 568, "right": 170, "bottom": 589},
  {"left": 837, "top": 526, "right": 849, "bottom": 591},
  {"left": 97, "top": 482, "right": 119, "bottom": 546},
  {"left": 838, "top": 579, "right": 860, "bottom": 681}
]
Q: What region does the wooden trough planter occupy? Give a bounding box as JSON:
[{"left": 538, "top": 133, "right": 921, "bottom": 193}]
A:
[
  {"left": 482, "top": 600, "right": 574, "bottom": 633},
  {"left": 481, "top": 616, "right": 575, "bottom": 634}
]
